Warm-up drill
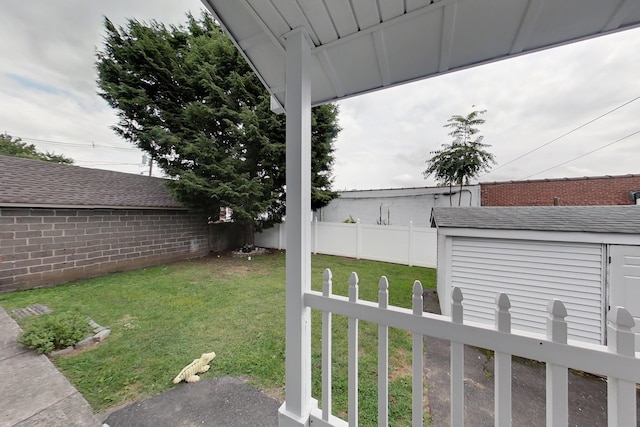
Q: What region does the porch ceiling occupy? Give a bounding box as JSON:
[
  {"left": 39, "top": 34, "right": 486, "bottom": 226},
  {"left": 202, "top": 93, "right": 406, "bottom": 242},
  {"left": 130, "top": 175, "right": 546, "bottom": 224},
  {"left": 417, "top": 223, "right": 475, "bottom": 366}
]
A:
[{"left": 200, "top": 0, "right": 640, "bottom": 109}]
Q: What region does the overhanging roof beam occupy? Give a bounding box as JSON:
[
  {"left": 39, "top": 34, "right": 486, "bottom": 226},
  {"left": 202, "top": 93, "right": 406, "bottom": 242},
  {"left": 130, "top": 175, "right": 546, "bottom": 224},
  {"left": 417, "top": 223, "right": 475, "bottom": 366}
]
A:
[
  {"left": 270, "top": 0, "right": 320, "bottom": 46},
  {"left": 439, "top": 2, "right": 457, "bottom": 72},
  {"left": 314, "top": 0, "right": 455, "bottom": 55},
  {"left": 603, "top": 0, "right": 637, "bottom": 32},
  {"left": 373, "top": 29, "right": 392, "bottom": 86},
  {"left": 318, "top": 50, "right": 346, "bottom": 98},
  {"left": 238, "top": 32, "right": 272, "bottom": 51},
  {"left": 510, "top": 0, "right": 545, "bottom": 54},
  {"left": 240, "top": 0, "right": 286, "bottom": 54}
]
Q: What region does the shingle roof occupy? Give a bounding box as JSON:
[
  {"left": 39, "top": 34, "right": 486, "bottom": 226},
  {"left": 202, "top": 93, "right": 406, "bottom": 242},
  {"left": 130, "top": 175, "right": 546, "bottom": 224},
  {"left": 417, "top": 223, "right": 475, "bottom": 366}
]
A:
[
  {"left": 430, "top": 206, "right": 640, "bottom": 234},
  {"left": 0, "top": 155, "right": 184, "bottom": 209}
]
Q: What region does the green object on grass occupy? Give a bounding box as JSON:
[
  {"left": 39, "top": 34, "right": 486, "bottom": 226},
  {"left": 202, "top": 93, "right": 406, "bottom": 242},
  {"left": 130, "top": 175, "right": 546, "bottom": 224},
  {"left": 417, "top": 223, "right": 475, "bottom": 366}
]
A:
[{"left": 18, "top": 312, "right": 91, "bottom": 354}]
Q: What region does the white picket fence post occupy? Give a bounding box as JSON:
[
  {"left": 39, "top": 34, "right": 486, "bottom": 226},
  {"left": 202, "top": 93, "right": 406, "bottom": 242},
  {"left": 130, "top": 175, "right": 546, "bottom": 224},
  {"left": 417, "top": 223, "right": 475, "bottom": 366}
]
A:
[
  {"left": 348, "top": 272, "right": 359, "bottom": 426},
  {"left": 450, "top": 287, "right": 464, "bottom": 426},
  {"left": 322, "top": 268, "right": 333, "bottom": 421},
  {"left": 546, "top": 299, "right": 568, "bottom": 426},
  {"left": 306, "top": 271, "right": 640, "bottom": 427},
  {"left": 494, "top": 293, "right": 512, "bottom": 427},
  {"left": 607, "top": 306, "right": 636, "bottom": 426},
  {"left": 378, "top": 276, "right": 389, "bottom": 427}
]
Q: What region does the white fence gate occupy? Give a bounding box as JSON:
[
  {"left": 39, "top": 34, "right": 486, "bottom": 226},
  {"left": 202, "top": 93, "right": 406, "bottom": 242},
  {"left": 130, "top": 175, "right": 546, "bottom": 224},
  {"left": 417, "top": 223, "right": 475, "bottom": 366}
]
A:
[
  {"left": 299, "top": 268, "right": 640, "bottom": 427},
  {"left": 256, "top": 220, "right": 437, "bottom": 268}
]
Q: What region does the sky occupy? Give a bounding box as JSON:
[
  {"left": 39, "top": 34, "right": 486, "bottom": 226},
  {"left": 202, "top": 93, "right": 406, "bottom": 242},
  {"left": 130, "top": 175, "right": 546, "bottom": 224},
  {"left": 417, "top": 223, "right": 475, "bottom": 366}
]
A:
[{"left": 1, "top": 1, "right": 639, "bottom": 191}]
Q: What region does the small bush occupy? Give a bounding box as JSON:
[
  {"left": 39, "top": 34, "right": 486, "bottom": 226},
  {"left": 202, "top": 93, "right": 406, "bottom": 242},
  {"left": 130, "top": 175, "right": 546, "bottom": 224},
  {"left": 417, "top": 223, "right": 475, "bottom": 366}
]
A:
[{"left": 19, "top": 312, "right": 92, "bottom": 354}]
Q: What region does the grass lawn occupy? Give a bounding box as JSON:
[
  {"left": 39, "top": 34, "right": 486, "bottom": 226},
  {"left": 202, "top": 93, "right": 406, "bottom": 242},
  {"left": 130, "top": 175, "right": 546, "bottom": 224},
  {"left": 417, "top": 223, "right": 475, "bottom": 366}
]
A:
[{"left": 0, "top": 251, "right": 435, "bottom": 425}]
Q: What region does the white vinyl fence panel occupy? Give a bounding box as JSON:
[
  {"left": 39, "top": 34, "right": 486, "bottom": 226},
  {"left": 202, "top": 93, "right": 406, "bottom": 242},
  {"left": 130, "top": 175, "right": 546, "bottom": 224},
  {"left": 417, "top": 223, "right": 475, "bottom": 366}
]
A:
[
  {"left": 255, "top": 220, "right": 437, "bottom": 268},
  {"left": 315, "top": 222, "right": 358, "bottom": 257}
]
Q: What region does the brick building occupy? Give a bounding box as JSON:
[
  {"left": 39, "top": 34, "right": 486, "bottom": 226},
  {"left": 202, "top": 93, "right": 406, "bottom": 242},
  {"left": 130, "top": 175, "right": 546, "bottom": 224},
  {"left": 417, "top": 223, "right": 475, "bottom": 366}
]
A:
[
  {"left": 0, "top": 155, "right": 210, "bottom": 293},
  {"left": 481, "top": 174, "right": 640, "bottom": 206}
]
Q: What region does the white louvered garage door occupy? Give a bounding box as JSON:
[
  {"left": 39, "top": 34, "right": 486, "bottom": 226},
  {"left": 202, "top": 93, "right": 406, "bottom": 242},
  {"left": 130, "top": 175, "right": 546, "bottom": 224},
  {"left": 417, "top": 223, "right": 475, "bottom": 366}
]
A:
[{"left": 450, "top": 237, "right": 605, "bottom": 344}]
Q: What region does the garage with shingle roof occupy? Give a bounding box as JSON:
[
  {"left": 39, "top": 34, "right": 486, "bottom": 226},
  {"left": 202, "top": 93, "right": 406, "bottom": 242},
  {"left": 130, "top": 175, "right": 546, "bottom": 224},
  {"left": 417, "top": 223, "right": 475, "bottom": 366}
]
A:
[
  {"left": 430, "top": 206, "right": 640, "bottom": 347},
  {"left": 0, "top": 154, "right": 183, "bottom": 209},
  {"left": 0, "top": 155, "right": 211, "bottom": 292}
]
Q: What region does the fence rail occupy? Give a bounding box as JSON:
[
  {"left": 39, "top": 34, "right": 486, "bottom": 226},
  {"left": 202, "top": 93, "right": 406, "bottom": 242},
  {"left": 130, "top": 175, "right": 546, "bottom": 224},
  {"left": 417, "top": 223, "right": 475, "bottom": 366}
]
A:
[
  {"left": 255, "top": 220, "right": 437, "bottom": 268},
  {"left": 304, "top": 268, "right": 640, "bottom": 426}
]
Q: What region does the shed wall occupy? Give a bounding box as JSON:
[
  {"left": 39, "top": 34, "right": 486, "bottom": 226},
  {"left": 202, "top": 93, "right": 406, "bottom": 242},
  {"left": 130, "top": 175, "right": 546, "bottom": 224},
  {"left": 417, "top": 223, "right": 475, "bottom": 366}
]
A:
[
  {"left": 446, "top": 237, "right": 605, "bottom": 344},
  {"left": 0, "top": 208, "right": 209, "bottom": 293}
]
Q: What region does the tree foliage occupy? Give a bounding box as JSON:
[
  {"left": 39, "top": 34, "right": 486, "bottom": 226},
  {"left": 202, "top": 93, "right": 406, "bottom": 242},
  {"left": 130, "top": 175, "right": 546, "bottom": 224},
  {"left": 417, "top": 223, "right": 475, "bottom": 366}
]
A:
[
  {"left": 0, "top": 132, "right": 74, "bottom": 164},
  {"left": 423, "top": 110, "right": 495, "bottom": 205},
  {"left": 96, "top": 13, "right": 340, "bottom": 229}
]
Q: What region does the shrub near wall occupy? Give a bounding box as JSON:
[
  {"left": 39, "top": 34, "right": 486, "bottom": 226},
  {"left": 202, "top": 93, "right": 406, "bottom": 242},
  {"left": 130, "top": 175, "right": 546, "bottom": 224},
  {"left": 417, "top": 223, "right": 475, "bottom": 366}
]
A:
[{"left": 0, "top": 208, "right": 210, "bottom": 293}]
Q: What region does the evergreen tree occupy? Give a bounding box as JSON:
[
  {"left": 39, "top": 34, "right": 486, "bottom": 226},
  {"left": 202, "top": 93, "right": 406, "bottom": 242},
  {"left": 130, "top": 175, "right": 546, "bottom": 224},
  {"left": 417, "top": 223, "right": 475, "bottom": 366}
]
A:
[
  {"left": 0, "top": 133, "right": 74, "bottom": 164},
  {"left": 96, "top": 12, "right": 339, "bottom": 229},
  {"left": 423, "top": 110, "right": 495, "bottom": 206}
]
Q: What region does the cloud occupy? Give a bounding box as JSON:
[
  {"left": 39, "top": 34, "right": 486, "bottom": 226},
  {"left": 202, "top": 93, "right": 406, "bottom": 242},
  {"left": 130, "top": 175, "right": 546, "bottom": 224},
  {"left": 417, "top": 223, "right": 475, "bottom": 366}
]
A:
[
  {"left": 0, "top": 0, "right": 204, "bottom": 176},
  {"left": 1, "top": 1, "right": 639, "bottom": 188},
  {"left": 333, "top": 27, "right": 640, "bottom": 189}
]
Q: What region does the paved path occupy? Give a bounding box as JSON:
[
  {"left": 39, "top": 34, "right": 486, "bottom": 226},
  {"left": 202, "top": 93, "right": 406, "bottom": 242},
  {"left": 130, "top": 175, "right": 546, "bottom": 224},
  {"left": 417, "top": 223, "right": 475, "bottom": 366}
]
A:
[
  {"left": 422, "top": 290, "right": 639, "bottom": 426},
  {"left": 0, "top": 307, "right": 101, "bottom": 427},
  {"left": 102, "top": 377, "right": 280, "bottom": 427}
]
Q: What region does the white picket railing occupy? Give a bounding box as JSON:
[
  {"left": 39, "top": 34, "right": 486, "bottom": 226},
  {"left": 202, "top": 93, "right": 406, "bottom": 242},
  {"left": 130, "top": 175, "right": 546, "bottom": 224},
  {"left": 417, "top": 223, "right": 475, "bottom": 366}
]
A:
[
  {"left": 303, "top": 268, "right": 640, "bottom": 426},
  {"left": 255, "top": 220, "right": 437, "bottom": 268}
]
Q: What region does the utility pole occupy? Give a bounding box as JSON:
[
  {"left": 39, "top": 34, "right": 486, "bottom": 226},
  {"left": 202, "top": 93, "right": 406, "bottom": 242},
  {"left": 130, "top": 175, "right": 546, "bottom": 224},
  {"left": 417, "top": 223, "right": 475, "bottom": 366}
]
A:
[{"left": 142, "top": 154, "right": 153, "bottom": 176}]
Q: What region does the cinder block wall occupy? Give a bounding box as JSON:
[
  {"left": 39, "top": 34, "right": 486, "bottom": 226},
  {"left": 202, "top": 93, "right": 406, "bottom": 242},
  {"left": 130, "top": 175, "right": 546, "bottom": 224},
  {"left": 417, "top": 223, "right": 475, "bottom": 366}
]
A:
[
  {"left": 0, "top": 208, "right": 210, "bottom": 293},
  {"left": 481, "top": 175, "right": 640, "bottom": 206}
]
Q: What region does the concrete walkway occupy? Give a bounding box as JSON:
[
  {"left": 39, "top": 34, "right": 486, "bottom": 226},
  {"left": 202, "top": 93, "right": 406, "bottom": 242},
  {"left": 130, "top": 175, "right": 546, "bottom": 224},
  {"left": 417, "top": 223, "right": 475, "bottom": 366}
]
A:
[{"left": 0, "top": 307, "right": 101, "bottom": 427}]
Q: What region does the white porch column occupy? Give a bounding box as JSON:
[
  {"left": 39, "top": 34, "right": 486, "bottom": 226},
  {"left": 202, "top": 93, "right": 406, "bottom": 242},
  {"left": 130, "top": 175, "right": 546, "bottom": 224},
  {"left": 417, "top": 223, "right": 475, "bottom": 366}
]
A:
[{"left": 278, "top": 27, "right": 314, "bottom": 427}]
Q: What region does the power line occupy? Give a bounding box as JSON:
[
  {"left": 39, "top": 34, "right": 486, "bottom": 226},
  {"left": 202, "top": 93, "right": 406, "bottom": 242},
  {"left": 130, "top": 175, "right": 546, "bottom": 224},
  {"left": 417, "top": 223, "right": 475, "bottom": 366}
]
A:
[
  {"left": 17, "top": 135, "right": 139, "bottom": 152},
  {"left": 521, "top": 129, "right": 640, "bottom": 179},
  {"left": 483, "top": 95, "right": 640, "bottom": 176},
  {"left": 74, "top": 161, "right": 142, "bottom": 166}
]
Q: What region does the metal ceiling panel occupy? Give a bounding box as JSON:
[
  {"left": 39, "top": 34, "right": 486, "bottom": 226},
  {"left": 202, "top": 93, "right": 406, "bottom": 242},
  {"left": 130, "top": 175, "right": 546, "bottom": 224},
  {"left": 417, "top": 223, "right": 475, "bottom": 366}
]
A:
[
  {"left": 323, "top": 0, "right": 358, "bottom": 38},
  {"left": 201, "top": 0, "right": 640, "bottom": 109},
  {"left": 296, "top": 0, "right": 338, "bottom": 44},
  {"left": 406, "top": 0, "right": 434, "bottom": 13},
  {"left": 351, "top": 0, "right": 381, "bottom": 30},
  {"left": 378, "top": 0, "right": 405, "bottom": 21},
  {"left": 383, "top": 13, "right": 442, "bottom": 83},
  {"left": 324, "top": 34, "right": 381, "bottom": 96},
  {"left": 449, "top": 0, "right": 529, "bottom": 69}
]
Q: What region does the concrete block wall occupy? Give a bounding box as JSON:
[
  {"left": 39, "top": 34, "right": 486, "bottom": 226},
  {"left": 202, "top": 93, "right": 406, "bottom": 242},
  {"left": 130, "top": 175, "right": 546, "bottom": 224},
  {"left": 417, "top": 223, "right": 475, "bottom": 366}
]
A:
[
  {"left": 481, "top": 175, "right": 640, "bottom": 206},
  {"left": 0, "top": 208, "right": 210, "bottom": 293}
]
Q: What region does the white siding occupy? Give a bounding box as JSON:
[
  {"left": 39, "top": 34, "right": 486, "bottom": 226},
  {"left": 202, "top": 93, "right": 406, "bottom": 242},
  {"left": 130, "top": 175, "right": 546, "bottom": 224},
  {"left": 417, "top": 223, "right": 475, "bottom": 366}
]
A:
[
  {"left": 450, "top": 237, "right": 604, "bottom": 344},
  {"left": 317, "top": 185, "right": 480, "bottom": 227}
]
